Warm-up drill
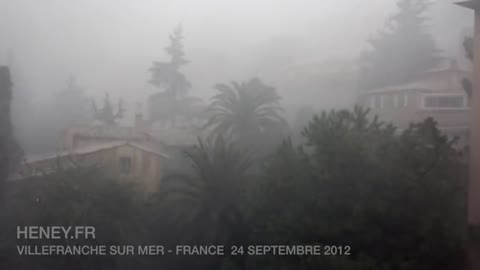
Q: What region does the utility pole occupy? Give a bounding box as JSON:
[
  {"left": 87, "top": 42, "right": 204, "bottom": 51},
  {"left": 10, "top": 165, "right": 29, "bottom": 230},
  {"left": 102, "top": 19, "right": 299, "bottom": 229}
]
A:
[{"left": 456, "top": 1, "right": 480, "bottom": 269}]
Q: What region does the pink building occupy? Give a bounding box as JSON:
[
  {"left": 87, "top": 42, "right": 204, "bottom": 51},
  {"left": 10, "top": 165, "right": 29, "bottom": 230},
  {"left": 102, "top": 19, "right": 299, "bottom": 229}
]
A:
[{"left": 359, "top": 61, "right": 472, "bottom": 145}]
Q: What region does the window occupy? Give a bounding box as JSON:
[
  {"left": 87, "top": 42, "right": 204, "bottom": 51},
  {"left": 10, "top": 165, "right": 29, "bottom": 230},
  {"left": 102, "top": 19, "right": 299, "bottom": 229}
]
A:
[
  {"left": 402, "top": 93, "right": 408, "bottom": 107},
  {"left": 119, "top": 157, "right": 132, "bottom": 174},
  {"left": 423, "top": 94, "right": 466, "bottom": 109},
  {"left": 369, "top": 96, "right": 376, "bottom": 108},
  {"left": 393, "top": 94, "right": 399, "bottom": 108}
]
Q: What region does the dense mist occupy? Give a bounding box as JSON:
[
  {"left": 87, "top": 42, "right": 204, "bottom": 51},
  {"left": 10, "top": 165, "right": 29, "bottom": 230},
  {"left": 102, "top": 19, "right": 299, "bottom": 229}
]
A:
[
  {"left": 0, "top": 1, "right": 477, "bottom": 269},
  {"left": 0, "top": 1, "right": 471, "bottom": 103}
]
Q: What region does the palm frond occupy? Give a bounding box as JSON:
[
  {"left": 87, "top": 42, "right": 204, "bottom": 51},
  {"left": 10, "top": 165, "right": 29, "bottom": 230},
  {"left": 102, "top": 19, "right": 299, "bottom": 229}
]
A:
[{"left": 205, "top": 78, "right": 286, "bottom": 142}]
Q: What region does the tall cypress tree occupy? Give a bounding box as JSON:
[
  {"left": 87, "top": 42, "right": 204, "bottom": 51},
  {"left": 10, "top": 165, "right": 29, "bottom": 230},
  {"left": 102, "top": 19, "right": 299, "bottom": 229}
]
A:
[
  {"left": 0, "top": 67, "right": 12, "bottom": 187},
  {"left": 359, "top": 0, "right": 442, "bottom": 90},
  {"left": 165, "top": 25, "right": 189, "bottom": 69},
  {"left": 0, "top": 66, "right": 22, "bottom": 198},
  {"left": 149, "top": 25, "right": 192, "bottom": 126}
]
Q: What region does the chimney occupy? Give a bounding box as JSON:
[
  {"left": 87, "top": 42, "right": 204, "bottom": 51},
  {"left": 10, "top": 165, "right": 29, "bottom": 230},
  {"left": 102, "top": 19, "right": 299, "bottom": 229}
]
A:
[{"left": 134, "top": 112, "right": 145, "bottom": 131}]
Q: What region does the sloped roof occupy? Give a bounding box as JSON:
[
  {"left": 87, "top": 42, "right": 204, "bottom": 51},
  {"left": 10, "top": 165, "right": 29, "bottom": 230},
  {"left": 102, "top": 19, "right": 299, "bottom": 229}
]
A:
[
  {"left": 365, "top": 61, "right": 471, "bottom": 95},
  {"left": 26, "top": 141, "right": 169, "bottom": 163},
  {"left": 67, "top": 124, "right": 152, "bottom": 141},
  {"left": 366, "top": 81, "right": 442, "bottom": 94},
  {"left": 457, "top": 0, "right": 480, "bottom": 10}
]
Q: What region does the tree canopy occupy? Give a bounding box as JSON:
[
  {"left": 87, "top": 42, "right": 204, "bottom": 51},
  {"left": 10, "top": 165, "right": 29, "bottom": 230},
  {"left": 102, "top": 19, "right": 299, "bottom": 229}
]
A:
[
  {"left": 0, "top": 168, "right": 146, "bottom": 270},
  {"left": 91, "top": 93, "right": 125, "bottom": 125},
  {"left": 359, "top": 0, "right": 442, "bottom": 90},
  {"left": 149, "top": 25, "right": 198, "bottom": 126},
  {"left": 205, "top": 78, "right": 286, "bottom": 155},
  {"left": 254, "top": 107, "right": 466, "bottom": 269},
  {"left": 0, "top": 106, "right": 467, "bottom": 270}
]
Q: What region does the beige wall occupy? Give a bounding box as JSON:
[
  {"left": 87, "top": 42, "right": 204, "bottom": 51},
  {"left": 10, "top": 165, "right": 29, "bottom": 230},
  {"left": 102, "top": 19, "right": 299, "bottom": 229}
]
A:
[
  {"left": 112, "top": 144, "right": 165, "bottom": 192},
  {"left": 363, "top": 90, "right": 420, "bottom": 129},
  {"left": 362, "top": 89, "right": 470, "bottom": 130},
  {"left": 365, "top": 92, "right": 470, "bottom": 128},
  {"left": 21, "top": 144, "right": 167, "bottom": 192}
]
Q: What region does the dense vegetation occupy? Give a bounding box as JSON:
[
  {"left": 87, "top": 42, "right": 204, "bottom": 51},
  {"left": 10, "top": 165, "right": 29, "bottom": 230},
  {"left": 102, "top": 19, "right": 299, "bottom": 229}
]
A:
[{"left": 0, "top": 103, "right": 467, "bottom": 269}]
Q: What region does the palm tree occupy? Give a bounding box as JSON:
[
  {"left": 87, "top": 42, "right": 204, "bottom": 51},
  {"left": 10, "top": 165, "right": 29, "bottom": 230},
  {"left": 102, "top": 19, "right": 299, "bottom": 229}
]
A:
[
  {"left": 157, "top": 137, "right": 252, "bottom": 268},
  {"left": 205, "top": 78, "right": 286, "bottom": 148}
]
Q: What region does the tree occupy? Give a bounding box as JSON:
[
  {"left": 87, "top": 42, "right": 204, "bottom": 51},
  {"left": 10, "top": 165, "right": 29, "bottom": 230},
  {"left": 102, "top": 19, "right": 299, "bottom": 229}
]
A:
[
  {"left": 205, "top": 78, "right": 286, "bottom": 154},
  {"left": 7, "top": 50, "right": 35, "bottom": 154},
  {"left": 0, "top": 167, "right": 147, "bottom": 269},
  {"left": 292, "top": 105, "right": 316, "bottom": 144},
  {"left": 254, "top": 107, "right": 466, "bottom": 269},
  {"left": 149, "top": 25, "right": 193, "bottom": 126},
  {"left": 50, "top": 76, "right": 90, "bottom": 139},
  {"left": 0, "top": 67, "right": 13, "bottom": 198},
  {"left": 175, "top": 96, "right": 205, "bottom": 124},
  {"left": 156, "top": 137, "right": 252, "bottom": 269},
  {"left": 148, "top": 92, "right": 205, "bottom": 128},
  {"left": 54, "top": 76, "right": 90, "bottom": 124},
  {"left": 18, "top": 75, "right": 91, "bottom": 154},
  {"left": 91, "top": 93, "right": 125, "bottom": 125},
  {"left": 0, "top": 66, "right": 22, "bottom": 200},
  {"left": 359, "top": 0, "right": 442, "bottom": 90}
]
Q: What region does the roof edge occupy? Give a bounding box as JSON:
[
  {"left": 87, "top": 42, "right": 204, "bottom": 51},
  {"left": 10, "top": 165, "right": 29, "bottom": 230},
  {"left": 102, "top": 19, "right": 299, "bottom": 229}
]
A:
[{"left": 457, "top": 1, "right": 480, "bottom": 10}]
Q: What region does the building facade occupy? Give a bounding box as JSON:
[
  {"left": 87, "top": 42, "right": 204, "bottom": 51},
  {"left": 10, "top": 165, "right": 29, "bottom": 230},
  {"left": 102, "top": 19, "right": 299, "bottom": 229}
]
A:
[
  {"left": 14, "top": 113, "right": 203, "bottom": 192},
  {"left": 19, "top": 141, "right": 169, "bottom": 192},
  {"left": 358, "top": 61, "right": 472, "bottom": 145}
]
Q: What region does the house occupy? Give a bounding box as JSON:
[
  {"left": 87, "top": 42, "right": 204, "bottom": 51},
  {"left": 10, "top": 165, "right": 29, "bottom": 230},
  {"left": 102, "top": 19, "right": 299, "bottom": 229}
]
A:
[
  {"left": 15, "top": 113, "right": 203, "bottom": 191},
  {"left": 19, "top": 141, "right": 169, "bottom": 192},
  {"left": 59, "top": 113, "right": 150, "bottom": 150},
  {"left": 62, "top": 113, "right": 203, "bottom": 150},
  {"left": 358, "top": 60, "right": 472, "bottom": 145}
]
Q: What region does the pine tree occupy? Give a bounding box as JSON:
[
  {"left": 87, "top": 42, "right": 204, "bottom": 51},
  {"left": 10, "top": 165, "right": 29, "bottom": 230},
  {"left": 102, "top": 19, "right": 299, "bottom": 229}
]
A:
[
  {"left": 359, "top": 0, "right": 442, "bottom": 90},
  {"left": 54, "top": 75, "right": 90, "bottom": 126},
  {"left": 165, "top": 25, "right": 189, "bottom": 69},
  {"left": 149, "top": 24, "right": 192, "bottom": 126}
]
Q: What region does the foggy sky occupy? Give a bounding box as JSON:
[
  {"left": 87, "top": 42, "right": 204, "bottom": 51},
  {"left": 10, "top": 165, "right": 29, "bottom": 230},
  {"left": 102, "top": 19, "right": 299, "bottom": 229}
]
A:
[{"left": 0, "top": 0, "right": 473, "bottom": 117}]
